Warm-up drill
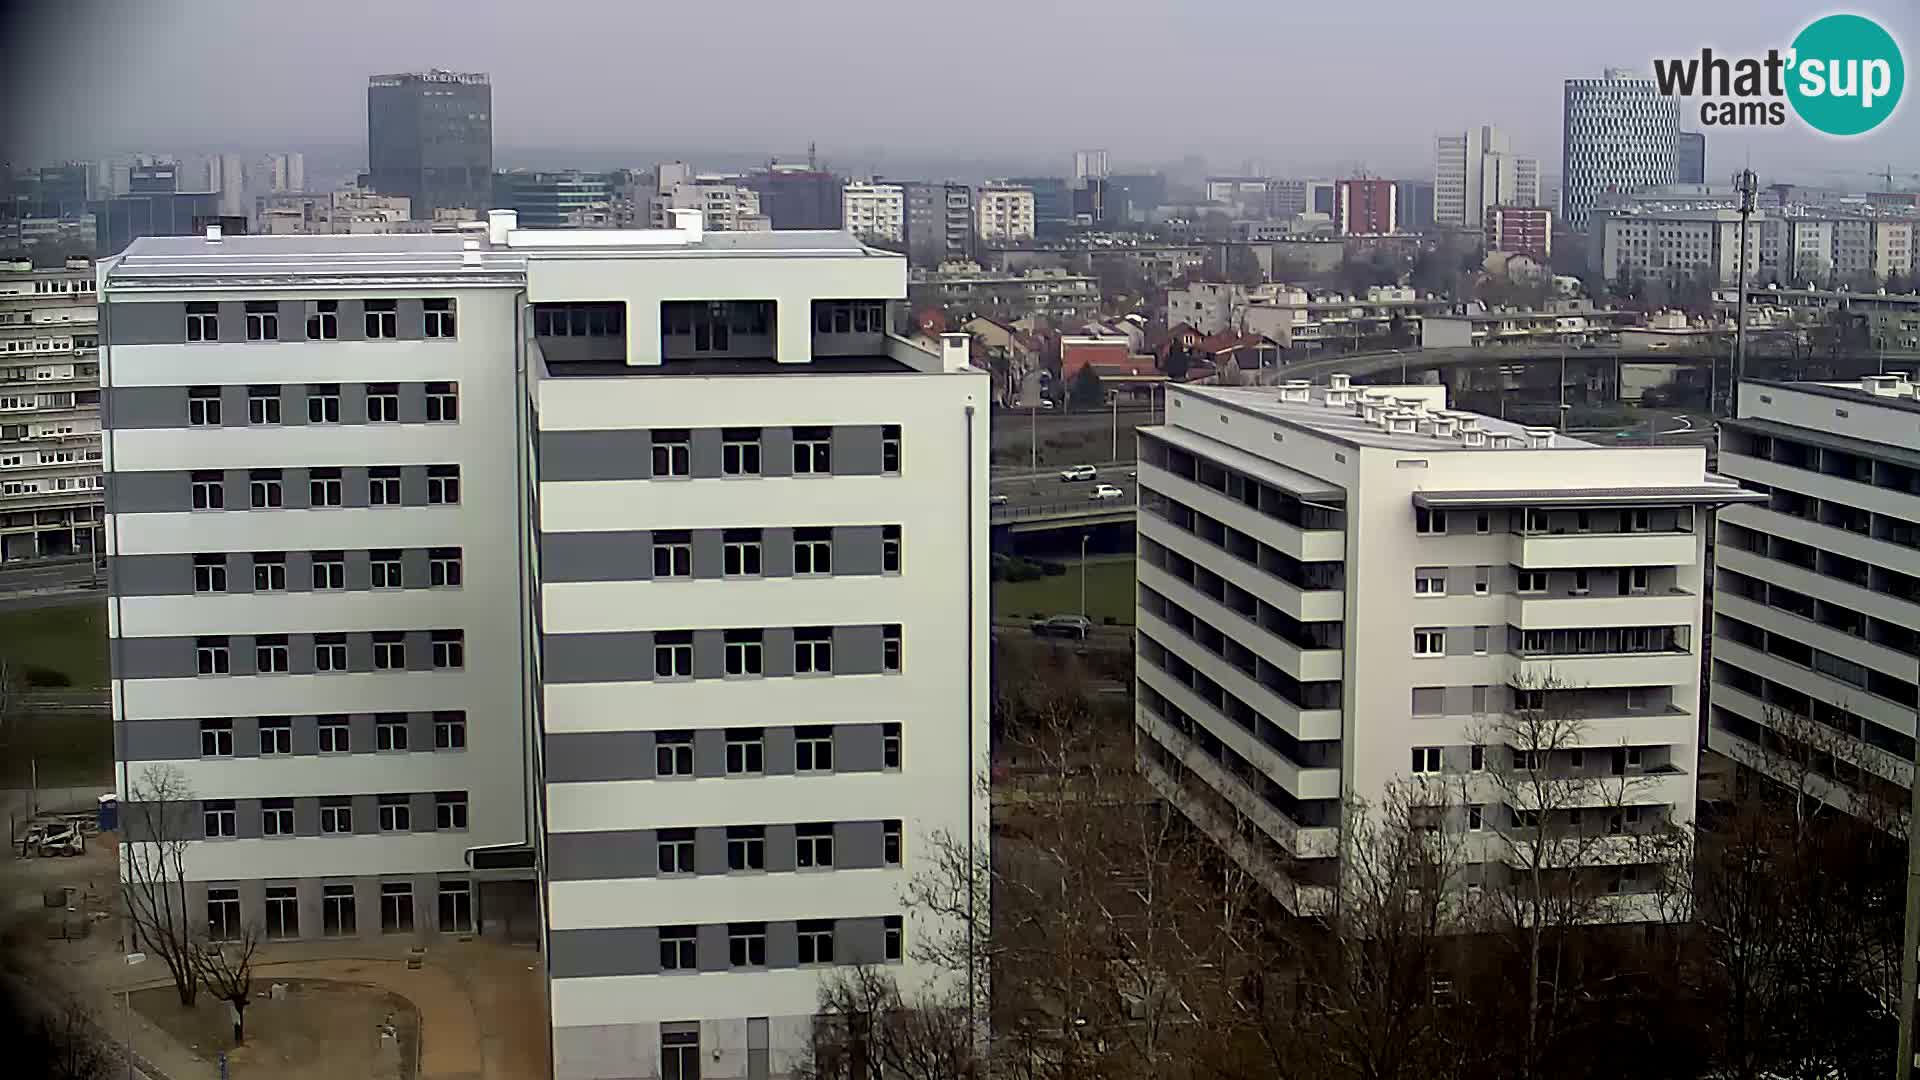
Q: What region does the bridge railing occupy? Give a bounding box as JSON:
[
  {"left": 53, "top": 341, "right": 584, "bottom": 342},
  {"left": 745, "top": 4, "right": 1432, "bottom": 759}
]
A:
[{"left": 991, "top": 497, "right": 1136, "bottom": 522}]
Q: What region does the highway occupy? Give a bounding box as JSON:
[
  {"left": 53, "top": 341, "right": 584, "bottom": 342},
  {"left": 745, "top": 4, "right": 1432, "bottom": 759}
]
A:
[{"left": 989, "top": 460, "right": 1138, "bottom": 521}]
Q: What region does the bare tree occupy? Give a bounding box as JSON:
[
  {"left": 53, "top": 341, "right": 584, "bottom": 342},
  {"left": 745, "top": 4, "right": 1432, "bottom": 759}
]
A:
[
  {"left": 199, "top": 922, "right": 263, "bottom": 1043},
  {"left": 799, "top": 966, "right": 979, "bottom": 1080},
  {"left": 120, "top": 764, "right": 202, "bottom": 1006},
  {"left": 1720, "top": 701, "right": 1912, "bottom": 837}
]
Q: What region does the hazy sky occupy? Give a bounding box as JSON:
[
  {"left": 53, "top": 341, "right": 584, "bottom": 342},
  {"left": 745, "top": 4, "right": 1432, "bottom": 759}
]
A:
[{"left": 4, "top": 0, "right": 1917, "bottom": 185}]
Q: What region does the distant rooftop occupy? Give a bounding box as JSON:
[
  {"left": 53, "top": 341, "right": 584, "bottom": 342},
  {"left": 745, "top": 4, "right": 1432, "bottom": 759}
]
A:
[
  {"left": 1182, "top": 383, "right": 1597, "bottom": 453},
  {"left": 1750, "top": 376, "right": 1920, "bottom": 416}
]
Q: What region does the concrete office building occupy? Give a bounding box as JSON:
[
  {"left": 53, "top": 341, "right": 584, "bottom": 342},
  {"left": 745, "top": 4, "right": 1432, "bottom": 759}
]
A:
[
  {"left": 367, "top": 71, "right": 494, "bottom": 219},
  {"left": 1677, "top": 132, "right": 1706, "bottom": 186},
  {"left": 975, "top": 185, "right": 1036, "bottom": 244},
  {"left": 653, "top": 170, "right": 767, "bottom": 234},
  {"left": 1075, "top": 149, "right": 1110, "bottom": 182},
  {"left": 745, "top": 167, "right": 844, "bottom": 231},
  {"left": 0, "top": 257, "right": 103, "bottom": 561},
  {"left": 1135, "top": 378, "right": 1756, "bottom": 917},
  {"left": 1562, "top": 70, "right": 1680, "bottom": 232},
  {"left": 901, "top": 182, "right": 972, "bottom": 268},
  {"left": 1434, "top": 126, "right": 1540, "bottom": 229},
  {"left": 1710, "top": 377, "right": 1920, "bottom": 820},
  {"left": 1009, "top": 177, "right": 1072, "bottom": 237},
  {"left": 102, "top": 211, "right": 990, "bottom": 1080},
  {"left": 501, "top": 172, "right": 614, "bottom": 229},
  {"left": 1595, "top": 207, "right": 1765, "bottom": 287},
  {"left": 841, "top": 182, "right": 906, "bottom": 244}
]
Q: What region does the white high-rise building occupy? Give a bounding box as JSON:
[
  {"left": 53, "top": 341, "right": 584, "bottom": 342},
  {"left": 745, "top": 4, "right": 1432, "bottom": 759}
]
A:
[
  {"left": 1135, "top": 378, "right": 1758, "bottom": 918},
  {"left": 974, "top": 185, "right": 1036, "bottom": 244},
  {"left": 841, "top": 181, "right": 906, "bottom": 244},
  {"left": 1562, "top": 69, "right": 1680, "bottom": 231},
  {"left": 102, "top": 211, "right": 990, "bottom": 1080},
  {"left": 1710, "top": 376, "right": 1920, "bottom": 821},
  {"left": 1074, "top": 149, "right": 1110, "bottom": 182},
  {"left": 1433, "top": 126, "right": 1539, "bottom": 228},
  {"left": 1595, "top": 207, "right": 1764, "bottom": 287},
  {"left": 0, "top": 257, "right": 102, "bottom": 561}
]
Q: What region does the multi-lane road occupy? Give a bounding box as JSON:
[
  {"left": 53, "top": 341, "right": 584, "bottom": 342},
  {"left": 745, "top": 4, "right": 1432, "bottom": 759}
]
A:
[{"left": 989, "top": 459, "right": 1138, "bottom": 517}]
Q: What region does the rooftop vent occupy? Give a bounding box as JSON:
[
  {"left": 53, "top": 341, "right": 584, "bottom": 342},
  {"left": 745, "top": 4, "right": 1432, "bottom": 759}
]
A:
[
  {"left": 204, "top": 223, "right": 222, "bottom": 243},
  {"left": 1396, "top": 396, "right": 1428, "bottom": 418},
  {"left": 1863, "top": 373, "right": 1905, "bottom": 396},
  {"left": 1460, "top": 429, "right": 1488, "bottom": 447},
  {"left": 1490, "top": 432, "right": 1523, "bottom": 449},
  {"left": 1387, "top": 411, "right": 1418, "bottom": 434},
  {"left": 1329, "top": 372, "right": 1352, "bottom": 391},
  {"left": 1279, "top": 380, "right": 1310, "bottom": 403},
  {"left": 1433, "top": 416, "right": 1458, "bottom": 438},
  {"left": 462, "top": 238, "right": 482, "bottom": 268},
  {"left": 486, "top": 209, "right": 518, "bottom": 246},
  {"left": 1522, "top": 426, "right": 1555, "bottom": 449}
]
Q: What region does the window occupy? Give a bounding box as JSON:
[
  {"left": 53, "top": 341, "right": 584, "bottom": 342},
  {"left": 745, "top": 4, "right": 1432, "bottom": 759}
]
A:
[
  {"left": 435, "top": 792, "right": 468, "bottom": 831},
  {"left": 1627, "top": 567, "right": 1649, "bottom": 594},
  {"left": 652, "top": 531, "right": 692, "bottom": 579},
  {"left": 729, "top": 923, "right": 767, "bottom": 968},
  {"left": 656, "top": 731, "right": 694, "bottom": 777},
  {"left": 796, "top": 823, "right": 835, "bottom": 869},
  {"left": 423, "top": 298, "right": 456, "bottom": 338},
  {"left": 1474, "top": 566, "right": 1491, "bottom": 595},
  {"left": 1470, "top": 744, "right": 1485, "bottom": 772},
  {"left": 882, "top": 525, "right": 901, "bottom": 574},
  {"left": 727, "top": 826, "right": 766, "bottom": 871},
  {"left": 884, "top": 915, "right": 903, "bottom": 962},
  {"left": 248, "top": 469, "right": 283, "bottom": 509},
  {"left": 723, "top": 728, "right": 765, "bottom": 776},
  {"left": 1468, "top": 805, "right": 1484, "bottom": 831},
  {"left": 308, "top": 467, "right": 343, "bottom": 507},
  {"left": 375, "top": 713, "right": 409, "bottom": 751},
  {"left": 424, "top": 380, "right": 458, "bottom": 423},
  {"left": 1514, "top": 749, "right": 1543, "bottom": 771},
  {"left": 1475, "top": 512, "right": 1491, "bottom": 534},
  {"left": 427, "top": 465, "right": 460, "bottom": 504},
  {"left": 306, "top": 301, "right": 338, "bottom": 340},
  {"left": 431, "top": 630, "right": 465, "bottom": 670},
  {"left": 363, "top": 383, "right": 402, "bottom": 424},
  {"left": 724, "top": 630, "right": 763, "bottom": 677},
  {"left": 373, "top": 633, "right": 405, "bottom": 670},
  {"left": 1415, "top": 507, "right": 1446, "bottom": 535},
  {"left": 364, "top": 300, "right": 398, "bottom": 339},
  {"left": 429, "top": 548, "right": 462, "bottom": 588},
  {"left": 661, "top": 1028, "right": 700, "bottom": 1080},
  {"left": 797, "top": 920, "right": 835, "bottom": 965},
  {"left": 199, "top": 718, "right": 233, "bottom": 757},
  {"left": 1515, "top": 688, "right": 1546, "bottom": 712},
  {"left": 1524, "top": 508, "right": 1549, "bottom": 534},
  {"left": 377, "top": 795, "right": 411, "bottom": 832},
  {"left": 658, "top": 926, "right": 697, "bottom": 971},
  {"left": 1517, "top": 571, "right": 1548, "bottom": 594},
  {"left": 318, "top": 715, "right": 349, "bottom": 752},
  {"left": 722, "top": 428, "right": 761, "bottom": 476},
  {"left": 794, "top": 528, "right": 833, "bottom": 575},
  {"left": 253, "top": 640, "right": 287, "bottom": 680},
  {"left": 203, "top": 800, "right": 237, "bottom": 838},
  {"left": 434, "top": 711, "right": 467, "bottom": 750},
  {"left": 191, "top": 471, "right": 225, "bottom": 510},
  {"left": 193, "top": 554, "right": 227, "bottom": 594},
  {"left": 796, "top": 725, "right": 834, "bottom": 772},
  {"left": 252, "top": 552, "right": 286, "bottom": 592},
  {"left": 1575, "top": 510, "right": 1591, "bottom": 534},
  {"left": 793, "top": 427, "right": 832, "bottom": 474},
  {"left": 1412, "top": 628, "right": 1445, "bottom": 657},
  {"left": 247, "top": 385, "right": 281, "bottom": 425},
  {"left": 1571, "top": 569, "right": 1590, "bottom": 596},
  {"left": 307, "top": 383, "right": 340, "bottom": 423},
  {"left": 186, "top": 302, "right": 219, "bottom": 342},
  {"left": 884, "top": 819, "right": 903, "bottom": 866},
  {"left": 1628, "top": 509, "right": 1651, "bottom": 533},
  {"left": 722, "top": 529, "right": 762, "bottom": 577},
  {"left": 207, "top": 887, "right": 240, "bottom": 941},
  {"left": 1414, "top": 569, "right": 1446, "bottom": 596},
  {"left": 1410, "top": 746, "right": 1442, "bottom": 774},
  {"left": 882, "top": 425, "right": 901, "bottom": 474},
  {"left": 654, "top": 632, "right": 693, "bottom": 679},
  {"left": 370, "top": 550, "right": 403, "bottom": 589},
  {"left": 651, "top": 429, "right": 690, "bottom": 477},
  {"left": 322, "top": 884, "right": 356, "bottom": 936},
  {"left": 261, "top": 798, "right": 294, "bottom": 836},
  {"left": 311, "top": 551, "right": 345, "bottom": 590},
  {"left": 258, "top": 716, "right": 292, "bottom": 754},
  {"left": 883, "top": 625, "right": 902, "bottom": 673},
  {"left": 188, "top": 386, "right": 222, "bottom": 426},
  {"left": 657, "top": 829, "right": 695, "bottom": 875},
  {"left": 1472, "top": 626, "right": 1489, "bottom": 655},
  {"left": 380, "top": 882, "right": 414, "bottom": 933},
  {"left": 196, "top": 636, "right": 230, "bottom": 675},
  {"left": 795, "top": 627, "right": 833, "bottom": 674}
]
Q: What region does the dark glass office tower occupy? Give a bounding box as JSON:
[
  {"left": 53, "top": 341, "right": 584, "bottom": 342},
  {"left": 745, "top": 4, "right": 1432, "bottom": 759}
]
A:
[{"left": 367, "top": 70, "right": 493, "bottom": 219}]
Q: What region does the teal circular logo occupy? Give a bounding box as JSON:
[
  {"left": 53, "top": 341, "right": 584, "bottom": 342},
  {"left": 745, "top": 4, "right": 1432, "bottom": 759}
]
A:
[{"left": 1788, "top": 14, "right": 1904, "bottom": 136}]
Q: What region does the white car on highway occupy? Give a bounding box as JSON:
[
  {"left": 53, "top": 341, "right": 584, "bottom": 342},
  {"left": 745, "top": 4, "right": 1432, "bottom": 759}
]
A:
[
  {"left": 1088, "top": 483, "right": 1125, "bottom": 501},
  {"left": 989, "top": 493, "right": 1010, "bottom": 506},
  {"left": 1059, "top": 465, "right": 1098, "bottom": 482}
]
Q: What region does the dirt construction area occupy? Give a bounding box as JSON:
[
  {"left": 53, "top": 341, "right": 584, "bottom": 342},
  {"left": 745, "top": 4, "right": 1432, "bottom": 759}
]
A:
[{"left": 134, "top": 978, "right": 418, "bottom": 1079}]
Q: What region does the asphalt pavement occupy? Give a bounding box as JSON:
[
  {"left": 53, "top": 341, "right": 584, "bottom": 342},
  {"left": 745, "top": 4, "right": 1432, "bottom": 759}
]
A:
[
  {"left": 0, "top": 558, "right": 104, "bottom": 609},
  {"left": 990, "top": 461, "right": 1138, "bottom": 516}
]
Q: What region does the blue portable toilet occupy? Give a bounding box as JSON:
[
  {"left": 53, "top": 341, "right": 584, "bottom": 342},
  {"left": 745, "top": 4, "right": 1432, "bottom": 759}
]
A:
[{"left": 97, "top": 793, "right": 118, "bottom": 833}]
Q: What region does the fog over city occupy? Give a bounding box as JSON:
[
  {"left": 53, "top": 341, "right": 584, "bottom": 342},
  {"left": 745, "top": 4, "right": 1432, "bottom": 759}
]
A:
[{"left": 4, "top": 0, "right": 1916, "bottom": 183}]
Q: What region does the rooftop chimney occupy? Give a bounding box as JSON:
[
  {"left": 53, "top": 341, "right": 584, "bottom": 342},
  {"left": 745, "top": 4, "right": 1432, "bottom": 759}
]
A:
[
  {"left": 1522, "top": 426, "right": 1555, "bottom": 449},
  {"left": 669, "top": 208, "right": 705, "bottom": 241},
  {"left": 486, "top": 209, "right": 517, "bottom": 246},
  {"left": 1460, "top": 429, "right": 1487, "bottom": 447},
  {"left": 204, "top": 223, "right": 222, "bottom": 243},
  {"left": 1328, "top": 372, "right": 1352, "bottom": 391}
]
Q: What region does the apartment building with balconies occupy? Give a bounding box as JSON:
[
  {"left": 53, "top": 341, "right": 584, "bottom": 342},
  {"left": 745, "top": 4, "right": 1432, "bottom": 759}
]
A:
[
  {"left": 1, "top": 256, "right": 103, "bottom": 561},
  {"left": 1135, "top": 376, "right": 1758, "bottom": 917},
  {"left": 1709, "top": 376, "right": 1920, "bottom": 819}
]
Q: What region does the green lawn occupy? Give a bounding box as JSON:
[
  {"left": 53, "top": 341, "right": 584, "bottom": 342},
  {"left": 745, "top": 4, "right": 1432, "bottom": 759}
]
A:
[
  {"left": 0, "top": 599, "right": 109, "bottom": 689},
  {"left": 0, "top": 710, "right": 112, "bottom": 787},
  {"left": 993, "top": 556, "right": 1136, "bottom": 626}
]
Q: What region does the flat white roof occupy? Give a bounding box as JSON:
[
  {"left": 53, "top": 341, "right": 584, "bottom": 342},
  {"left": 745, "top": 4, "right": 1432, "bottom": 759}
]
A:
[{"left": 1180, "top": 384, "right": 1582, "bottom": 453}]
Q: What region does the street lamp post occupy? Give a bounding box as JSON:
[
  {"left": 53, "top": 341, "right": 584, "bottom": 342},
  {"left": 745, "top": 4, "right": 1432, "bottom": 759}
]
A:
[
  {"left": 1079, "top": 533, "right": 1090, "bottom": 622},
  {"left": 122, "top": 951, "right": 146, "bottom": 1080},
  {"left": 1110, "top": 391, "right": 1119, "bottom": 461},
  {"left": 1898, "top": 657, "right": 1920, "bottom": 1080}
]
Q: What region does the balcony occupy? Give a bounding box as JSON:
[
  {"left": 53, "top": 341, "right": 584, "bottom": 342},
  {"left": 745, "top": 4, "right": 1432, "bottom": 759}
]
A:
[
  {"left": 1140, "top": 462, "right": 1344, "bottom": 563},
  {"left": 1135, "top": 708, "right": 1339, "bottom": 859},
  {"left": 1511, "top": 531, "right": 1697, "bottom": 569},
  {"left": 1138, "top": 560, "right": 1343, "bottom": 683},
  {"left": 1138, "top": 512, "right": 1343, "bottom": 624},
  {"left": 1507, "top": 590, "right": 1697, "bottom": 630},
  {"left": 1138, "top": 754, "right": 1334, "bottom": 917},
  {"left": 1136, "top": 653, "right": 1343, "bottom": 793},
  {"left": 1515, "top": 650, "right": 1698, "bottom": 690}
]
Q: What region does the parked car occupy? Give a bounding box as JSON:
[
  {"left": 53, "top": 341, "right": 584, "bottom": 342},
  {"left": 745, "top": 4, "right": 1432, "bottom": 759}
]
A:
[
  {"left": 1030, "top": 614, "right": 1093, "bottom": 640},
  {"left": 1088, "top": 483, "right": 1125, "bottom": 501},
  {"left": 989, "top": 493, "right": 1010, "bottom": 505},
  {"left": 1059, "top": 465, "right": 1098, "bottom": 482}
]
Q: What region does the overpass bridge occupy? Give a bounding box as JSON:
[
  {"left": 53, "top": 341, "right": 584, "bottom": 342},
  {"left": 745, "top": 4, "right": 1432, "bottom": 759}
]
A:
[{"left": 1272, "top": 343, "right": 1920, "bottom": 382}]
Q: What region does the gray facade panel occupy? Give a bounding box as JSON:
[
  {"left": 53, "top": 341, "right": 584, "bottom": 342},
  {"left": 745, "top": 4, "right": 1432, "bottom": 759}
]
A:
[
  {"left": 399, "top": 466, "right": 428, "bottom": 506},
  {"left": 352, "top": 794, "right": 379, "bottom": 834},
  {"left": 763, "top": 627, "right": 795, "bottom": 678},
  {"left": 401, "top": 549, "right": 431, "bottom": 590},
  {"left": 409, "top": 792, "right": 436, "bottom": 832},
  {"left": 550, "top": 927, "right": 657, "bottom": 979},
  {"left": 761, "top": 427, "right": 793, "bottom": 477},
  {"left": 693, "top": 729, "right": 726, "bottom": 779},
  {"left": 215, "top": 303, "right": 248, "bottom": 344},
  {"left": 691, "top": 529, "right": 722, "bottom": 580},
  {"left": 691, "top": 630, "right": 723, "bottom": 681},
  {"left": 764, "top": 727, "right": 795, "bottom": 775},
  {"left": 339, "top": 382, "right": 368, "bottom": 422},
  {"left": 546, "top": 829, "right": 655, "bottom": 882},
  {"left": 541, "top": 532, "right": 649, "bottom": 583},
  {"left": 403, "top": 630, "right": 434, "bottom": 672},
  {"left": 543, "top": 632, "right": 653, "bottom": 684},
  {"left": 107, "top": 470, "right": 189, "bottom": 515},
  {"left": 766, "top": 921, "right": 798, "bottom": 968},
  {"left": 348, "top": 714, "right": 377, "bottom": 753},
  {"left": 105, "top": 386, "right": 188, "bottom": 430},
  {"left": 290, "top": 715, "right": 320, "bottom": 756},
  {"left": 836, "top": 724, "right": 884, "bottom": 772},
  {"left": 689, "top": 428, "right": 723, "bottom": 479},
  {"left": 765, "top": 824, "right": 797, "bottom": 873},
  {"left": 835, "top": 624, "right": 884, "bottom": 675},
  {"left": 117, "top": 635, "right": 195, "bottom": 680},
  {"left": 293, "top": 797, "right": 321, "bottom": 837},
  {"left": 407, "top": 713, "right": 435, "bottom": 753},
  {"left": 118, "top": 800, "right": 194, "bottom": 844},
  {"left": 234, "top": 798, "right": 262, "bottom": 840},
  {"left": 835, "top": 526, "right": 884, "bottom": 575},
  {"left": 540, "top": 430, "right": 651, "bottom": 482},
  {"left": 278, "top": 301, "right": 305, "bottom": 338},
  {"left": 219, "top": 385, "right": 249, "bottom": 428},
  {"left": 397, "top": 381, "right": 428, "bottom": 423},
  {"left": 347, "top": 632, "right": 376, "bottom": 673},
  {"left": 105, "top": 301, "right": 184, "bottom": 346},
  {"left": 110, "top": 554, "right": 187, "bottom": 597},
  {"left": 695, "top": 827, "right": 726, "bottom": 875},
  {"left": 343, "top": 550, "right": 372, "bottom": 591},
  {"left": 696, "top": 924, "right": 729, "bottom": 973},
  {"left": 396, "top": 299, "right": 426, "bottom": 343},
  {"left": 761, "top": 528, "right": 794, "bottom": 578},
  {"left": 836, "top": 821, "right": 884, "bottom": 870},
  {"left": 119, "top": 718, "right": 198, "bottom": 761},
  {"left": 335, "top": 300, "right": 366, "bottom": 342},
  {"left": 838, "top": 916, "right": 887, "bottom": 965},
  {"left": 232, "top": 716, "right": 259, "bottom": 758},
  {"left": 834, "top": 425, "right": 884, "bottom": 476},
  {"left": 544, "top": 732, "right": 656, "bottom": 783}
]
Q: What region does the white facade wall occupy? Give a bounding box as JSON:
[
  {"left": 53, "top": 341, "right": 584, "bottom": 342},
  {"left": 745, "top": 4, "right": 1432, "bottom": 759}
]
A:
[
  {"left": 841, "top": 182, "right": 906, "bottom": 243},
  {"left": 975, "top": 187, "right": 1036, "bottom": 243},
  {"left": 1600, "top": 210, "right": 1762, "bottom": 286},
  {"left": 1562, "top": 71, "right": 1680, "bottom": 231},
  {"left": 1435, "top": 126, "right": 1540, "bottom": 228}
]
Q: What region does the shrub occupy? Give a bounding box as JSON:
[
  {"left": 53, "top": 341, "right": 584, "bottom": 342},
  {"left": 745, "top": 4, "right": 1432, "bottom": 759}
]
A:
[{"left": 20, "top": 665, "right": 70, "bottom": 688}]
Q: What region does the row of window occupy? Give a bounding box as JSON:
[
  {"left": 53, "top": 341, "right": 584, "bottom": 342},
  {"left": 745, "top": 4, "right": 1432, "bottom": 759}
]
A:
[
  {"left": 649, "top": 528, "right": 900, "bottom": 578},
  {"left": 193, "top": 631, "right": 465, "bottom": 675},
  {"left": 1412, "top": 566, "right": 1654, "bottom": 597},
  {"left": 1414, "top": 506, "right": 1671, "bottom": 536},
  {"left": 652, "top": 820, "right": 904, "bottom": 875},
  {"left": 185, "top": 299, "right": 456, "bottom": 343},
  {"left": 1408, "top": 744, "right": 1650, "bottom": 779},
  {"left": 189, "top": 465, "right": 461, "bottom": 509},
  {"left": 206, "top": 879, "right": 472, "bottom": 942},
  {"left": 528, "top": 301, "right": 889, "bottom": 342},
  {"left": 200, "top": 791, "right": 467, "bottom": 839},
  {"left": 193, "top": 548, "right": 462, "bottom": 592},
  {"left": 649, "top": 724, "right": 903, "bottom": 778},
  {"left": 198, "top": 712, "right": 466, "bottom": 757},
  {"left": 0, "top": 389, "right": 98, "bottom": 411},
  {"left": 651, "top": 916, "right": 904, "bottom": 973},
  {"left": 650, "top": 626, "right": 902, "bottom": 679},
  {"left": 186, "top": 382, "right": 457, "bottom": 426},
  {"left": 647, "top": 426, "right": 900, "bottom": 478}
]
